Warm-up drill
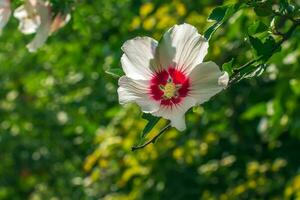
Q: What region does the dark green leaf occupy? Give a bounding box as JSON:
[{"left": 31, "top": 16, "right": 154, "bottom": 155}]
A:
[
  {"left": 254, "top": 6, "right": 273, "bottom": 17},
  {"left": 248, "top": 21, "right": 268, "bottom": 36},
  {"left": 249, "top": 35, "right": 276, "bottom": 59},
  {"left": 204, "top": 5, "right": 228, "bottom": 40},
  {"left": 141, "top": 113, "right": 160, "bottom": 139},
  {"left": 208, "top": 5, "right": 228, "bottom": 21},
  {"left": 204, "top": 3, "right": 243, "bottom": 40},
  {"left": 249, "top": 36, "right": 264, "bottom": 55},
  {"left": 250, "top": 0, "right": 273, "bottom": 17},
  {"left": 204, "top": 22, "right": 223, "bottom": 41}
]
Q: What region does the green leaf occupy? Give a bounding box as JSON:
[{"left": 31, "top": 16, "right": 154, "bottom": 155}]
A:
[
  {"left": 249, "top": 35, "right": 276, "bottom": 59},
  {"left": 141, "top": 113, "right": 160, "bottom": 139},
  {"left": 254, "top": 7, "right": 273, "bottom": 17},
  {"left": 248, "top": 21, "right": 268, "bottom": 36},
  {"left": 249, "top": 36, "right": 264, "bottom": 55},
  {"left": 208, "top": 5, "right": 228, "bottom": 21},
  {"left": 105, "top": 68, "right": 124, "bottom": 78},
  {"left": 204, "top": 3, "right": 243, "bottom": 40},
  {"left": 222, "top": 58, "right": 234, "bottom": 76},
  {"left": 241, "top": 103, "right": 267, "bottom": 120},
  {"left": 204, "top": 6, "right": 228, "bottom": 40},
  {"left": 250, "top": 0, "right": 273, "bottom": 17},
  {"left": 204, "top": 23, "right": 223, "bottom": 41}
]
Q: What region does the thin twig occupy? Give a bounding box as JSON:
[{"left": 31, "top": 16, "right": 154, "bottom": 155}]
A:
[{"left": 131, "top": 123, "right": 171, "bottom": 151}]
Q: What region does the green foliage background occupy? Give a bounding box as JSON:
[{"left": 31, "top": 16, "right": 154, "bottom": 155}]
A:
[{"left": 1, "top": 0, "right": 300, "bottom": 199}]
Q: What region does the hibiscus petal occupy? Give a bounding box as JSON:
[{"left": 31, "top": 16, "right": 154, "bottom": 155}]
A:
[
  {"left": 157, "top": 23, "right": 208, "bottom": 73},
  {"left": 0, "top": 0, "right": 11, "bottom": 33},
  {"left": 13, "top": 5, "right": 28, "bottom": 19},
  {"left": 218, "top": 72, "right": 229, "bottom": 87},
  {"left": 118, "top": 76, "right": 160, "bottom": 113},
  {"left": 121, "top": 37, "right": 158, "bottom": 80},
  {"left": 26, "top": 0, "right": 51, "bottom": 52},
  {"left": 14, "top": 0, "right": 42, "bottom": 34},
  {"left": 50, "top": 13, "right": 71, "bottom": 34},
  {"left": 189, "top": 61, "right": 228, "bottom": 105},
  {"left": 152, "top": 96, "right": 197, "bottom": 131}
]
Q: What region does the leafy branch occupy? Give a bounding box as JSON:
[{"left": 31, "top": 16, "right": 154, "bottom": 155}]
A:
[{"left": 229, "top": 19, "right": 300, "bottom": 85}]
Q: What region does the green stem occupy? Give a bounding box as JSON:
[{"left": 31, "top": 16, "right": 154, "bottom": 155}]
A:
[{"left": 131, "top": 123, "right": 171, "bottom": 152}]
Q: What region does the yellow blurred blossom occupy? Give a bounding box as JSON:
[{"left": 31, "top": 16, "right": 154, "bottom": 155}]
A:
[
  {"left": 155, "top": 5, "right": 169, "bottom": 19},
  {"left": 140, "top": 2, "right": 154, "bottom": 17},
  {"left": 130, "top": 17, "right": 141, "bottom": 30},
  {"left": 175, "top": 1, "right": 186, "bottom": 16},
  {"left": 142, "top": 16, "right": 156, "bottom": 30},
  {"left": 205, "top": 132, "right": 219, "bottom": 144},
  {"left": 247, "top": 161, "right": 259, "bottom": 176}
]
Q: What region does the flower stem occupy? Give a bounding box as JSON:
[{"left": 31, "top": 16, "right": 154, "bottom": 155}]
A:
[{"left": 131, "top": 123, "right": 171, "bottom": 152}]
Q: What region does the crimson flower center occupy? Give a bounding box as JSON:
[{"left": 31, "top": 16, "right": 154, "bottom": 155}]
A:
[{"left": 149, "top": 67, "right": 190, "bottom": 106}]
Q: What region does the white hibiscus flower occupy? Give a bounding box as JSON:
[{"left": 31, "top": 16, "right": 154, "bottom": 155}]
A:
[
  {"left": 14, "top": 0, "right": 70, "bottom": 52},
  {"left": 118, "top": 23, "right": 229, "bottom": 131},
  {"left": 0, "top": 0, "right": 11, "bottom": 34}
]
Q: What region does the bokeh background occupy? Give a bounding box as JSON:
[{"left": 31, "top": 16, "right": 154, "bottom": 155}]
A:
[{"left": 1, "top": 0, "right": 300, "bottom": 199}]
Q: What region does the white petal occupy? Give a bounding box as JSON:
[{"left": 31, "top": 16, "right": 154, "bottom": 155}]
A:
[
  {"left": 157, "top": 23, "right": 208, "bottom": 73},
  {"left": 14, "top": 4, "right": 41, "bottom": 34},
  {"left": 0, "top": 0, "right": 9, "bottom": 7},
  {"left": 170, "top": 114, "right": 186, "bottom": 131},
  {"left": 189, "top": 61, "right": 226, "bottom": 105},
  {"left": 121, "top": 37, "right": 158, "bottom": 80},
  {"left": 152, "top": 97, "right": 197, "bottom": 131},
  {"left": 26, "top": 0, "right": 51, "bottom": 52},
  {"left": 20, "top": 18, "right": 40, "bottom": 34},
  {"left": 118, "top": 76, "right": 160, "bottom": 113},
  {"left": 13, "top": 5, "right": 27, "bottom": 19},
  {"left": 0, "top": 0, "right": 11, "bottom": 33},
  {"left": 218, "top": 72, "right": 229, "bottom": 87}
]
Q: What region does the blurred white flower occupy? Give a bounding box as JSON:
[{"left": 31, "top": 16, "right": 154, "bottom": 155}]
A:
[
  {"left": 14, "top": 0, "right": 70, "bottom": 52},
  {"left": 118, "top": 23, "right": 228, "bottom": 131},
  {"left": 0, "top": 0, "right": 11, "bottom": 34},
  {"left": 57, "top": 111, "right": 69, "bottom": 125}
]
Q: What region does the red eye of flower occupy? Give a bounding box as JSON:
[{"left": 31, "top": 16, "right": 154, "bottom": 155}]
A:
[{"left": 149, "top": 67, "right": 190, "bottom": 106}]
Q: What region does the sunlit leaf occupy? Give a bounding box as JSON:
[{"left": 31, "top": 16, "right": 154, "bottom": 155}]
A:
[
  {"left": 241, "top": 103, "right": 267, "bottom": 120},
  {"left": 204, "top": 3, "right": 243, "bottom": 40},
  {"left": 141, "top": 113, "right": 160, "bottom": 139},
  {"left": 248, "top": 21, "right": 268, "bottom": 36}
]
